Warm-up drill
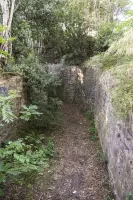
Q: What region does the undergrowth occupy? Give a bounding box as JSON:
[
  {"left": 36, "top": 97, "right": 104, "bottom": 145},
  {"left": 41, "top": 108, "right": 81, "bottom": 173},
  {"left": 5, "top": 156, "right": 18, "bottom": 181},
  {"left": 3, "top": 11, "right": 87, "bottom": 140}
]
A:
[
  {"left": 10, "top": 54, "right": 62, "bottom": 128},
  {"left": 85, "top": 111, "right": 98, "bottom": 141},
  {"left": 0, "top": 133, "right": 55, "bottom": 196},
  {"left": 112, "top": 63, "right": 133, "bottom": 118},
  {"left": 86, "top": 57, "right": 133, "bottom": 118},
  {"left": 112, "top": 77, "right": 133, "bottom": 118},
  {"left": 101, "top": 29, "right": 133, "bottom": 118},
  {"left": 0, "top": 87, "right": 55, "bottom": 197},
  {"left": 85, "top": 29, "right": 133, "bottom": 119},
  {"left": 0, "top": 90, "right": 19, "bottom": 124},
  {"left": 127, "top": 193, "right": 133, "bottom": 200}
]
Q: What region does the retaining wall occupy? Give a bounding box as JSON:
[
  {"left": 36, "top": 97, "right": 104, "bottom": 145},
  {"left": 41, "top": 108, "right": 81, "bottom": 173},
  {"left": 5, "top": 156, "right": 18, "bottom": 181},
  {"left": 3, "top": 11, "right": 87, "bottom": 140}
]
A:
[{"left": 62, "top": 65, "right": 133, "bottom": 200}]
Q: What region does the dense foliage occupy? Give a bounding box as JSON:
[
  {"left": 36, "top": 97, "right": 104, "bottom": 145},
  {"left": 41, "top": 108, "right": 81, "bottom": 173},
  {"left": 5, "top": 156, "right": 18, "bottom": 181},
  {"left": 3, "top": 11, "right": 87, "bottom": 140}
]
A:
[
  {"left": 0, "top": 0, "right": 132, "bottom": 198},
  {"left": 10, "top": 0, "right": 130, "bottom": 64},
  {"left": 12, "top": 0, "right": 94, "bottom": 64},
  {"left": 0, "top": 135, "right": 54, "bottom": 196},
  {"left": 87, "top": 8, "right": 133, "bottom": 118},
  {"left": 11, "top": 54, "right": 62, "bottom": 127}
]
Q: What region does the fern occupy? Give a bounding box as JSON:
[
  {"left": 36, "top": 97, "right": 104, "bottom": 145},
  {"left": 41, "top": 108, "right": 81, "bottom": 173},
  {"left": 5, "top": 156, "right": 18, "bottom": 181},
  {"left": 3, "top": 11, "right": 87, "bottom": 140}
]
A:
[
  {"left": 1, "top": 103, "right": 17, "bottom": 123},
  {"left": 0, "top": 90, "right": 41, "bottom": 124},
  {"left": 0, "top": 90, "right": 19, "bottom": 124},
  {"left": 20, "top": 105, "right": 42, "bottom": 121},
  {"left": 0, "top": 135, "right": 55, "bottom": 188}
]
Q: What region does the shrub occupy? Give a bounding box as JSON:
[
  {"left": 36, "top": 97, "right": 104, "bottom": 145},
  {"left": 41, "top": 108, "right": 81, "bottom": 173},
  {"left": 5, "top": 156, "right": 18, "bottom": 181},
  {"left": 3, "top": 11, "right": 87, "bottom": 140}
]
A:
[
  {"left": 0, "top": 134, "right": 55, "bottom": 196},
  {"left": 20, "top": 105, "right": 42, "bottom": 121},
  {"left": 11, "top": 54, "right": 62, "bottom": 127},
  {"left": 86, "top": 27, "right": 133, "bottom": 118},
  {"left": 0, "top": 78, "right": 55, "bottom": 196},
  {"left": 0, "top": 89, "right": 42, "bottom": 126},
  {"left": 106, "top": 28, "right": 133, "bottom": 57},
  {"left": 95, "top": 22, "right": 116, "bottom": 53}
]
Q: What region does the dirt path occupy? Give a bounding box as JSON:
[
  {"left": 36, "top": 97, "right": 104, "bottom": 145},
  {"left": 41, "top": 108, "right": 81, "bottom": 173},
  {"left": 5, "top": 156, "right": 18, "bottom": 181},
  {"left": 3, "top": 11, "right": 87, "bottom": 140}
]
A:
[
  {"left": 3, "top": 104, "right": 114, "bottom": 200},
  {"left": 33, "top": 104, "right": 114, "bottom": 200}
]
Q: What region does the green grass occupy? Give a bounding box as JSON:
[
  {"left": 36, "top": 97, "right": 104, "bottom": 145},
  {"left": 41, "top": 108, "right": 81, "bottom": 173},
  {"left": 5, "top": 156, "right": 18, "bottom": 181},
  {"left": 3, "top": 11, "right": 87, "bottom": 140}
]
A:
[
  {"left": 85, "top": 111, "right": 99, "bottom": 141},
  {"left": 88, "top": 125, "right": 98, "bottom": 141},
  {"left": 96, "top": 151, "right": 108, "bottom": 165},
  {"left": 112, "top": 63, "right": 133, "bottom": 119},
  {"left": 85, "top": 111, "right": 94, "bottom": 121},
  {"left": 86, "top": 57, "right": 133, "bottom": 119}
]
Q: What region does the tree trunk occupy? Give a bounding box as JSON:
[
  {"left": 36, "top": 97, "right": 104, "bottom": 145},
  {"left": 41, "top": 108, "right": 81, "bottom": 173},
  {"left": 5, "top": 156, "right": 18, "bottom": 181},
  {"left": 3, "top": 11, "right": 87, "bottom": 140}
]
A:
[{"left": 0, "top": 0, "right": 16, "bottom": 53}]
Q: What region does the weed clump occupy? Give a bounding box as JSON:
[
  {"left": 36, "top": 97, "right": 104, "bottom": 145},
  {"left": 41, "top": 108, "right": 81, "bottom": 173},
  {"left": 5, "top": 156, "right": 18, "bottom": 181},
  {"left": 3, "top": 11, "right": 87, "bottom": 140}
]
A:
[
  {"left": 85, "top": 111, "right": 98, "bottom": 141},
  {"left": 112, "top": 63, "right": 133, "bottom": 118},
  {"left": 0, "top": 133, "right": 55, "bottom": 196}
]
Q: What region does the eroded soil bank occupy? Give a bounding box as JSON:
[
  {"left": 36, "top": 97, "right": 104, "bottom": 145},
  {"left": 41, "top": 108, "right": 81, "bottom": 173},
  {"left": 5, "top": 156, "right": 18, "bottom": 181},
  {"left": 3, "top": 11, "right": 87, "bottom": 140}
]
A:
[{"left": 3, "top": 104, "right": 114, "bottom": 200}]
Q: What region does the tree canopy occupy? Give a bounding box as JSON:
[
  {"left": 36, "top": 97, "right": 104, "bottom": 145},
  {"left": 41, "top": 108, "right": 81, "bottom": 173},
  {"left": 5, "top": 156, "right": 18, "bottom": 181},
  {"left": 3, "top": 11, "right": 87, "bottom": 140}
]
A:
[{"left": 0, "top": 0, "right": 130, "bottom": 64}]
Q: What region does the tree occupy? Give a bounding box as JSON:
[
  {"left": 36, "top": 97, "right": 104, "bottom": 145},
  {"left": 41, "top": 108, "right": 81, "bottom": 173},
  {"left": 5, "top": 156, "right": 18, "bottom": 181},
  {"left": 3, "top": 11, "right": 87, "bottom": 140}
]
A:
[
  {"left": 6, "top": 0, "right": 131, "bottom": 63},
  {"left": 0, "top": 0, "right": 16, "bottom": 52}
]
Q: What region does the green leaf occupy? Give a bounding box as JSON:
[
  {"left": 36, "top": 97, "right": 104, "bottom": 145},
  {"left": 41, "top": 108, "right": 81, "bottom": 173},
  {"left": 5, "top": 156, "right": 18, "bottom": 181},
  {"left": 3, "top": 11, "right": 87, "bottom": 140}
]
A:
[{"left": 0, "top": 188, "right": 4, "bottom": 197}]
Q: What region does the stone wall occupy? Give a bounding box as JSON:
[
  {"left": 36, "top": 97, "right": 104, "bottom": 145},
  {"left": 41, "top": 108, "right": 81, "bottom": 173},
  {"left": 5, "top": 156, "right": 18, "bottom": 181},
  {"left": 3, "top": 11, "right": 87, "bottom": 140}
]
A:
[
  {"left": 95, "top": 70, "right": 133, "bottom": 200},
  {"left": 62, "top": 65, "right": 133, "bottom": 200},
  {"left": 62, "top": 65, "right": 101, "bottom": 110},
  {"left": 0, "top": 74, "right": 25, "bottom": 143}
]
